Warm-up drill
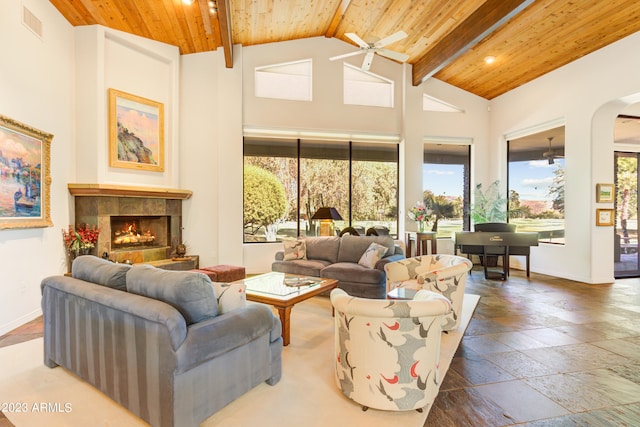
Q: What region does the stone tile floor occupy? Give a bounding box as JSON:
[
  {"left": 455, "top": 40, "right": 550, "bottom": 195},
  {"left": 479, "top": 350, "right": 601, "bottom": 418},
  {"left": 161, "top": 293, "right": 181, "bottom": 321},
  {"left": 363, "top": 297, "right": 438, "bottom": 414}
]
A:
[{"left": 426, "top": 268, "right": 640, "bottom": 426}]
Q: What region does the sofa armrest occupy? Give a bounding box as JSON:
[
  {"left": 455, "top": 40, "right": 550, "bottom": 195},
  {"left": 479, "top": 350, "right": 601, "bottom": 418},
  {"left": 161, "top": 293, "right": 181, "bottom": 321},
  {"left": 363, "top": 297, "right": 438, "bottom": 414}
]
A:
[
  {"left": 375, "top": 253, "right": 405, "bottom": 271},
  {"left": 275, "top": 251, "right": 284, "bottom": 261},
  {"left": 175, "top": 304, "right": 281, "bottom": 373},
  {"left": 417, "top": 259, "right": 473, "bottom": 284}
]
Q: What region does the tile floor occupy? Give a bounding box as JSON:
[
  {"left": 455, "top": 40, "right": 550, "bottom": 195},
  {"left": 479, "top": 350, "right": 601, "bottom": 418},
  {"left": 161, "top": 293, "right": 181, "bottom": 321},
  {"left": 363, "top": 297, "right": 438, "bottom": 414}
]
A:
[
  {"left": 427, "top": 268, "right": 640, "bottom": 426},
  {"left": 2, "top": 267, "right": 640, "bottom": 426}
]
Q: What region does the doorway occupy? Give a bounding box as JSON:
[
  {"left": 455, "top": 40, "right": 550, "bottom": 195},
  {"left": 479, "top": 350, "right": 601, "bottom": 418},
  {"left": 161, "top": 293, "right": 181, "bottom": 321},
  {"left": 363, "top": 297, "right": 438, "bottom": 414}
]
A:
[{"left": 614, "top": 152, "right": 639, "bottom": 277}]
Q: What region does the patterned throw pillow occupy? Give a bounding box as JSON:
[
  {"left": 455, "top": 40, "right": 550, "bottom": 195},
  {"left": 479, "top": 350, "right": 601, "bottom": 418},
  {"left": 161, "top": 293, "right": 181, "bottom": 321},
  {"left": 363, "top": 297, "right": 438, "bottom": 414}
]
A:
[
  {"left": 283, "top": 239, "right": 307, "bottom": 260},
  {"left": 212, "top": 282, "right": 247, "bottom": 314},
  {"left": 358, "top": 242, "right": 388, "bottom": 268}
]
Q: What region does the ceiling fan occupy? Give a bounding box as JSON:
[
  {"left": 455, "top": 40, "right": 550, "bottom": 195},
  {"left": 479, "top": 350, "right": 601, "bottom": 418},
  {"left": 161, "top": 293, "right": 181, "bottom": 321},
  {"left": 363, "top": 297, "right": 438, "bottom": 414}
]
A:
[
  {"left": 329, "top": 31, "right": 410, "bottom": 71},
  {"left": 543, "top": 136, "right": 564, "bottom": 164}
]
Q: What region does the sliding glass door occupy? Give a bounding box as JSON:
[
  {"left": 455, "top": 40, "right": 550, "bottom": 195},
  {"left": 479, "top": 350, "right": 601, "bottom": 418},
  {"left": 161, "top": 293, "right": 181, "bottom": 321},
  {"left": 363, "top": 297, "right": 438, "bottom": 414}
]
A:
[{"left": 614, "top": 152, "right": 639, "bottom": 277}]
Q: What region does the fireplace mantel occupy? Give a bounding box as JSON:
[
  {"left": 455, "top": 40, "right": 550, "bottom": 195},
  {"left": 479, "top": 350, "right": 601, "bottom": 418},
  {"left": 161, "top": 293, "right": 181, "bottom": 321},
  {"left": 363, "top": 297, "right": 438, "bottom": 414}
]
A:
[{"left": 68, "top": 183, "right": 192, "bottom": 200}]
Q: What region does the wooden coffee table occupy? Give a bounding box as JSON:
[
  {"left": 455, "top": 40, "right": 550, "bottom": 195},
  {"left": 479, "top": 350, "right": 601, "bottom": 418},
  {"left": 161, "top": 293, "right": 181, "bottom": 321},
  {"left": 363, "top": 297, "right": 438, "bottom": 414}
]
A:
[{"left": 235, "top": 272, "right": 338, "bottom": 346}]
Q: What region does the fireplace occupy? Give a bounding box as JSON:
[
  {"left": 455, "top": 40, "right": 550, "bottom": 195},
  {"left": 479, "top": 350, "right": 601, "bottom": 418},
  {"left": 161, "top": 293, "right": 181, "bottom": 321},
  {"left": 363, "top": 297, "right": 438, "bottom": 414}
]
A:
[{"left": 69, "top": 184, "right": 192, "bottom": 264}]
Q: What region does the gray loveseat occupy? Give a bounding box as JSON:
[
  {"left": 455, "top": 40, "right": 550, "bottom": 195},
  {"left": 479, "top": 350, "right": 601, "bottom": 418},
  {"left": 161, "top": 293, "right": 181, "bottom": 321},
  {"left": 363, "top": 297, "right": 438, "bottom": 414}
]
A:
[
  {"left": 41, "top": 256, "right": 282, "bottom": 427},
  {"left": 272, "top": 235, "right": 405, "bottom": 299}
]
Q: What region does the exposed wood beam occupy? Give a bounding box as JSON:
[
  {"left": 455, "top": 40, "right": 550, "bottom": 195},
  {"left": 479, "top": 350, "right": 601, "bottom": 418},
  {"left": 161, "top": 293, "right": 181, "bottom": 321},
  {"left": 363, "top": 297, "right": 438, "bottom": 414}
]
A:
[
  {"left": 412, "top": 0, "right": 534, "bottom": 86},
  {"left": 217, "top": 0, "right": 233, "bottom": 67},
  {"left": 325, "top": 0, "right": 352, "bottom": 38}
]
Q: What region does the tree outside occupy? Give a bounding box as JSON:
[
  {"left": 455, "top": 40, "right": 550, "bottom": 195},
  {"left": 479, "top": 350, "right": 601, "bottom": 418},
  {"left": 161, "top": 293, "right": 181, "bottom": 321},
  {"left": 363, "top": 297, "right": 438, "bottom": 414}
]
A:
[{"left": 243, "top": 164, "right": 287, "bottom": 241}]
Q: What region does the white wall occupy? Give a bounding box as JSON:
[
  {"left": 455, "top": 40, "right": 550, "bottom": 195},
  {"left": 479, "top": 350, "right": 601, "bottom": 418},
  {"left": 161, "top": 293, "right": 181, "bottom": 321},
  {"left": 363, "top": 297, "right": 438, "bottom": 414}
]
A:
[
  {"left": 489, "top": 30, "right": 640, "bottom": 283},
  {"left": 75, "top": 26, "right": 180, "bottom": 188},
  {"left": 0, "top": 0, "right": 75, "bottom": 334}
]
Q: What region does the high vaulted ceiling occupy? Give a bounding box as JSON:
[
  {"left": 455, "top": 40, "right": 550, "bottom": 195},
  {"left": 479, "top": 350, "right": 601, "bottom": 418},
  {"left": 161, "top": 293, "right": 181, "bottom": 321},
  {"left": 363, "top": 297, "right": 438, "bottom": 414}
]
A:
[{"left": 50, "top": 0, "right": 640, "bottom": 100}]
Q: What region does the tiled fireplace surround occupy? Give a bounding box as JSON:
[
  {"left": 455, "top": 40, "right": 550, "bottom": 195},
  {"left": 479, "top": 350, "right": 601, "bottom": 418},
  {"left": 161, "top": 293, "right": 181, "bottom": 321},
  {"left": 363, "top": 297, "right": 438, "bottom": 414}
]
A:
[{"left": 69, "top": 184, "right": 192, "bottom": 264}]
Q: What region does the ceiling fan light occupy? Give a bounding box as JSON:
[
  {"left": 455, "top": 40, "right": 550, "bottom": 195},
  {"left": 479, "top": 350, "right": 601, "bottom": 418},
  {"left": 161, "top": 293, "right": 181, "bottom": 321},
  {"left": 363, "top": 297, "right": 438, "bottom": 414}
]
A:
[{"left": 484, "top": 55, "right": 496, "bottom": 64}]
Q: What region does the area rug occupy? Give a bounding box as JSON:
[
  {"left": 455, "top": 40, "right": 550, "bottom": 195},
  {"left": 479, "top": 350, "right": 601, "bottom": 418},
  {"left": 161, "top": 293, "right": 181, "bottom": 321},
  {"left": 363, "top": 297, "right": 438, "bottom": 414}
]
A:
[{"left": 0, "top": 294, "right": 479, "bottom": 427}]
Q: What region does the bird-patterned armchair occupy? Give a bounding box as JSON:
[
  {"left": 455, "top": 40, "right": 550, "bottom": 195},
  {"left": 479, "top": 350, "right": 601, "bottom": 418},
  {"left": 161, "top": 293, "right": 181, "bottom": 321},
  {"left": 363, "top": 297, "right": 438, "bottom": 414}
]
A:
[
  {"left": 330, "top": 288, "right": 451, "bottom": 412},
  {"left": 384, "top": 255, "right": 473, "bottom": 331}
]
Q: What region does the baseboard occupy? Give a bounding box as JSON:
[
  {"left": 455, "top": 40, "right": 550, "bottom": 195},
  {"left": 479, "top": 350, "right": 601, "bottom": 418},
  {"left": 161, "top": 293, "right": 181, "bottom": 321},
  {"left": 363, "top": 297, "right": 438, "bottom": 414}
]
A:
[{"left": 0, "top": 308, "right": 42, "bottom": 336}]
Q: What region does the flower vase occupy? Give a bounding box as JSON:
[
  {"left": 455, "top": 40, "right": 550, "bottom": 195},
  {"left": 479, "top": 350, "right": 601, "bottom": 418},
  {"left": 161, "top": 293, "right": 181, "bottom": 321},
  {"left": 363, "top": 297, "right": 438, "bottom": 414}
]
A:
[
  {"left": 418, "top": 222, "right": 425, "bottom": 233},
  {"left": 67, "top": 250, "right": 78, "bottom": 274}
]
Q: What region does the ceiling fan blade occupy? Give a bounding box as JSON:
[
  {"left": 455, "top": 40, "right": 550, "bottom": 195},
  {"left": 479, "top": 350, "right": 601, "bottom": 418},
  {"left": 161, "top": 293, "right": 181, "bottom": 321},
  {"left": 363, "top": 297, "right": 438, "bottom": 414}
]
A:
[
  {"left": 376, "top": 48, "right": 410, "bottom": 63},
  {"left": 345, "top": 32, "right": 369, "bottom": 48},
  {"left": 330, "top": 50, "right": 366, "bottom": 61},
  {"left": 361, "top": 51, "right": 375, "bottom": 71},
  {"left": 374, "top": 30, "right": 407, "bottom": 48}
]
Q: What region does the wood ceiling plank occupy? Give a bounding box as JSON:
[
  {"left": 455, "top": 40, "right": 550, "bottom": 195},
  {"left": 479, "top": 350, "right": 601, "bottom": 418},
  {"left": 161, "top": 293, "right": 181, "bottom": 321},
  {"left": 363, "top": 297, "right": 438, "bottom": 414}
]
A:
[
  {"left": 439, "top": 0, "right": 640, "bottom": 98},
  {"left": 50, "top": 0, "right": 94, "bottom": 25},
  {"left": 49, "top": 0, "right": 640, "bottom": 99},
  {"left": 412, "top": 0, "right": 534, "bottom": 86},
  {"left": 197, "top": 0, "right": 213, "bottom": 35}
]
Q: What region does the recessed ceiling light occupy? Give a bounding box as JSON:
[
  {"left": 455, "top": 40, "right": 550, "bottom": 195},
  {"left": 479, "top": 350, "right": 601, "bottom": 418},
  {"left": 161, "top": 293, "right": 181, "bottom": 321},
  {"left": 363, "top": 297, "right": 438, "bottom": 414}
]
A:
[
  {"left": 484, "top": 56, "right": 496, "bottom": 64},
  {"left": 182, "top": 0, "right": 195, "bottom": 5}
]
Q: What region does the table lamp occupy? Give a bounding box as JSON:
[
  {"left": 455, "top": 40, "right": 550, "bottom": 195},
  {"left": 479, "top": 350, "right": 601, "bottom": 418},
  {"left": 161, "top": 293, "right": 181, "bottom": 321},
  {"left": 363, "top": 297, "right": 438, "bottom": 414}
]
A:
[{"left": 311, "top": 207, "right": 343, "bottom": 236}]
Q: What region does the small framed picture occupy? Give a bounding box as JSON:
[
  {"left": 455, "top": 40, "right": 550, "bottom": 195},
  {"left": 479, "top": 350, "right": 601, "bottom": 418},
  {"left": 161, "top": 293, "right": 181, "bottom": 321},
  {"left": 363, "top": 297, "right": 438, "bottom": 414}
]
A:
[
  {"left": 596, "top": 183, "right": 614, "bottom": 203},
  {"left": 596, "top": 208, "right": 614, "bottom": 226}
]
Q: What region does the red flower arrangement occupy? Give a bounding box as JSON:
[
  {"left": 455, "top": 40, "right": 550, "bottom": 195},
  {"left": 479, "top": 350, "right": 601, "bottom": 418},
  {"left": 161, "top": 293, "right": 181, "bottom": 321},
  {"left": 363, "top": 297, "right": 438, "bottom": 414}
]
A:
[{"left": 62, "top": 224, "right": 100, "bottom": 252}]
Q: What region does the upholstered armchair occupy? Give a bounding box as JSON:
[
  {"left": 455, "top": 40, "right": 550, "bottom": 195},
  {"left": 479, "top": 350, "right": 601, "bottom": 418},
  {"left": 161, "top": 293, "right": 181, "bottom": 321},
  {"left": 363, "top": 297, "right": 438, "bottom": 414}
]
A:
[
  {"left": 330, "top": 288, "right": 451, "bottom": 413},
  {"left": 384, "top": 255, "right": 473, "bottom": 331}
]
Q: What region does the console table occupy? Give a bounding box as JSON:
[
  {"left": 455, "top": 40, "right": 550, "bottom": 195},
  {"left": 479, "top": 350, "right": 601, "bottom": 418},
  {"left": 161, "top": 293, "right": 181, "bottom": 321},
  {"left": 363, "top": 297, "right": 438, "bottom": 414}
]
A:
[{"left": 405, "top": 231, "right": 437, "bottom": 257}]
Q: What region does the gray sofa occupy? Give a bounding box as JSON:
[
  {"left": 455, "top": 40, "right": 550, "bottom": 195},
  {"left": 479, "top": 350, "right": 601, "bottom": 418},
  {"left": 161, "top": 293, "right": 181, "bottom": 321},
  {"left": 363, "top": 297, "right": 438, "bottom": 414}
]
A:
[
  {"left": 272, "top": 235, "right": 405, "bottom": 299},
  {"left": 41, "top": 256, "right": 282, "bottom": 427}
]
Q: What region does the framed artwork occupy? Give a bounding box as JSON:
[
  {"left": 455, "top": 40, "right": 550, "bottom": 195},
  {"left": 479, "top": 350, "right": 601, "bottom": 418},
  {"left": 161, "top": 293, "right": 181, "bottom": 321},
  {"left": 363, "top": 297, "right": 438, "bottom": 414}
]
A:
[
  {"left": 596, "top": 183, "right": 614, "bottom": 203},
  {"left": 0, "top": 114, "right": 53, "bottom": 229},
  {"left": 596, "top": 208, "right": 614, "bottom": 226},
  {"left": 108, "top": 88, "right": 164, "bottom": 172}
]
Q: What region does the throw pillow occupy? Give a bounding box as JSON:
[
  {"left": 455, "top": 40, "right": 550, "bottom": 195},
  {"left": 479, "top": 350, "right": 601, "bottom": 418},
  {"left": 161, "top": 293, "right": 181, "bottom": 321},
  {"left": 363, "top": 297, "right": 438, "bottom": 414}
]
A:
[
  {"left": 126, "top": 264, "right": 218, "bottom": 325},
  {"left": 212, "top": 282, "right": 247, "bottom": 314},
  {"left": 283, "top": 239, "right": 307, "bottom": 261},
  {"left": 358, "top": 242, "right": 388, "bottom": 269},
  {"left": 72, "top": 255, "right": 131, "bottom": 291}
]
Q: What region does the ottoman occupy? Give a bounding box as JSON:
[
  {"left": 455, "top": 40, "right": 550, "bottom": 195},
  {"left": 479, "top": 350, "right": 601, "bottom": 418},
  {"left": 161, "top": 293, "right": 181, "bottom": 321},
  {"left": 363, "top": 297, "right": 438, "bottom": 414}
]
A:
[{"left": 193, "top": 265, "right": 246, "bottom": 282}]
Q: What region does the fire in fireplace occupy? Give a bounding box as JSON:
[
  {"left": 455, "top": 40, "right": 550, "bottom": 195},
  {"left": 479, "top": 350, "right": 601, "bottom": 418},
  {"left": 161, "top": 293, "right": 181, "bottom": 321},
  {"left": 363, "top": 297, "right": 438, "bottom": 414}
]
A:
[{"left": 110, "top": 216, "right": 168, "bottom": 250}]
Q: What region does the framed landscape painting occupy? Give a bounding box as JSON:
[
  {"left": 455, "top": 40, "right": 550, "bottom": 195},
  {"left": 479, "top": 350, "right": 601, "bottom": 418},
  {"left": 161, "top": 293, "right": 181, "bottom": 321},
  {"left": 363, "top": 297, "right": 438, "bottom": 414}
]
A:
[
  {"left": 0, "top": 114, "right": 53, "bottom": 229},
  {"left": 109, "top": 89, "right": 164, "bottom": 172}
]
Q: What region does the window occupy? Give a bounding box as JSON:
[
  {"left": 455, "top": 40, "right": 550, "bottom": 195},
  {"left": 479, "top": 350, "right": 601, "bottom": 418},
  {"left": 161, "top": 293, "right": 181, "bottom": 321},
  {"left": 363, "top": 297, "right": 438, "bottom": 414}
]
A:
[
  {"left": 507, "top": 126, "right": 565, "bottom": 244},
  {"left": 244, "top": 137, "right": 398, "bottom": 242},
  {"left": 422, "top": 94, "right": 464, "bottom": 113},
  {"left": 343, "top": 64, "right": 394, "bottom": 108},
  {"left": 422, "top": 140, "right": 471, "bottom": 238},
  {"left": 254, "top": 59, "right": 312, "bottom": 101}
]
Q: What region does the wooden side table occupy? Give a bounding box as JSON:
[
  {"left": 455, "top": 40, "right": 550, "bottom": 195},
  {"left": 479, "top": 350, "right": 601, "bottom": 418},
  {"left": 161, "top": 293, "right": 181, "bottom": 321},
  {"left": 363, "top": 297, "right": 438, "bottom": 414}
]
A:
[{"left": 405, "top": 232, "right": 437, "bottom": 257}]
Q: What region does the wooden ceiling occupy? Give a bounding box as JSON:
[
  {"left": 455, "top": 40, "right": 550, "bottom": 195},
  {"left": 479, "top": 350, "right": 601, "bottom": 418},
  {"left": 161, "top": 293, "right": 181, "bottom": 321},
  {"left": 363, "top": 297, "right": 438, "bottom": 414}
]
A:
[{"left": 50, "top": 0, "right": 640, "bottom": 100}]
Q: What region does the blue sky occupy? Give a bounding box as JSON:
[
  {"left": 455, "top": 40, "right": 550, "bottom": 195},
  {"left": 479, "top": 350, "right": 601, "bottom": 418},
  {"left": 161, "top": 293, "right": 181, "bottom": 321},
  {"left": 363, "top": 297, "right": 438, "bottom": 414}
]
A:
[{"left": 423, "top": 159, "right": 564, "bottom": 201}]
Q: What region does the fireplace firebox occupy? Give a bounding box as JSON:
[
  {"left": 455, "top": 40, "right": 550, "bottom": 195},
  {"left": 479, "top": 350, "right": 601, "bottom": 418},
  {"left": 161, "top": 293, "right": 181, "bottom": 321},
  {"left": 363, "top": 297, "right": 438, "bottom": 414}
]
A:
[{"left": 110, "top": 216, "right": 168, "bottom": 249}]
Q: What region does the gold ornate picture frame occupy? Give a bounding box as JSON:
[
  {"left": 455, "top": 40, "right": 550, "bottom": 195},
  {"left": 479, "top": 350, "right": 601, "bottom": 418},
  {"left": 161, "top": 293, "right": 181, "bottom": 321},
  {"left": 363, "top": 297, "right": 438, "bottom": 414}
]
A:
[
  {"left": 0, "top": 114, "right": 53, "bottom": 229},
  {"left": 109, "top": 88, "right": 164, "bottom": 172}
]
